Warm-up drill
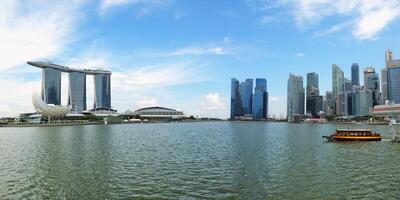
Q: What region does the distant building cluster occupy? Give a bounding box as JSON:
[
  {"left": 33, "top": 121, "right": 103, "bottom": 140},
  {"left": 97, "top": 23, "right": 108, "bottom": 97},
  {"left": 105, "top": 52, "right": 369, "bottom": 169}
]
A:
[
  {"left": 28, "top": 61, "right": 113, "bottom": 114},
  {"left": 230, "top": 78, "right": 268, "bottom": 120},
  {"left": 287, "top": 49, "right": 400, "bottom": 122}
]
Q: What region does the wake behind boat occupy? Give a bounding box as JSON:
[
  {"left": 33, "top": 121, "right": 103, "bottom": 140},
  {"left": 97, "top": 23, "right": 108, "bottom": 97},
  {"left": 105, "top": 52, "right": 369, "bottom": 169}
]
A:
[{"left": 323, "top": 129, "right": 382, "bottom": 142}]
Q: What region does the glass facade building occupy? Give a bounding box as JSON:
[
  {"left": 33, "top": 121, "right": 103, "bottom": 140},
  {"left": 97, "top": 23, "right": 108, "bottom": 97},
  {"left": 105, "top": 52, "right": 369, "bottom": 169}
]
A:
[
  {"left": 364, "top": 67, "right": 380, "bottom": 106},
  {"left": 306, "top": 95, "right": 323, "bottom": 117},
  {"left": 240, "top": 79, "right": 253, "bottom": 115},
  {"left": 94, "top": 75, "right": 111, "bottom": 109},
  {"left": 388, "top": 66, "right": 400, "bottom": 104},
  {"left": 306, "top": 72, "right": 319, "bottom": 97},
  {"left": 252, "top": 78, "right": 268, "bottom": 120},
  {"left": 230, "top": 78, "right": 242, "bottom": 119},
  {"left": 42, "top": 68, "right": 62, "bottom": 105},
  {"left": 351, "top": 63, "right": 360, "bottom": 87},
  {"left": 332, "top": 64, "right": 344, "bottom": 114},
  {"left": 381, "top": 68, "right": 388, "bottom": 104},
  {"left": 352, "top": 89, "right": 373, "bottom": 116},
  {"left": 68, "top": 72, "right": 87, "bottom": 113},
  {"left": 287, "top": 74, "right": 305, "bottom": 122}
]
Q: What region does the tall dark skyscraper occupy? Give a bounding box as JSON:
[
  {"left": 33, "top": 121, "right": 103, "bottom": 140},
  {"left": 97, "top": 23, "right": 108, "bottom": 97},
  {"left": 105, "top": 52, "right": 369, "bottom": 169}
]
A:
[
  {"left": 306, "top": 72, "right": 319, "bottom": 97},
  {"left": 351, "top": 63, "right": 360, "bottom": 87},
  {"left": 68, "top": 72, "right": 87, "bottom": 112},
  {"left": 252, "top": 78, "right": 268, "bottom": 120},
  {"left": 240, "top": 79, "right": 253, "bottom": 115},
  {"left": 42, "top": 68, "right": 62, "bottom": 105},
  {"left": 230, "top": 78, "right": 242, "bottom": 119},
  {"left": 94, "top": 74, "right": 112, "bottom": 109},
  {"left": 287, "top": 74, "right": 305, "bottom": 122},
  {"left": 364, "top": 67, "right": 380, "bottom": 106},
  {"left": 388, "top": 66, "right": 400, "bottom": 104},
  {"left": 306, "top": 72, "right": 322, "bottom": 117}
]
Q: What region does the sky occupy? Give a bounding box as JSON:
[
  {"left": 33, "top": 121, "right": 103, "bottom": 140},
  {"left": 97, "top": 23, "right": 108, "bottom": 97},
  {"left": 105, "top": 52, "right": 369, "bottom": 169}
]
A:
[{"left": 0, "top": 0, "right": 400, "bottom": 118}]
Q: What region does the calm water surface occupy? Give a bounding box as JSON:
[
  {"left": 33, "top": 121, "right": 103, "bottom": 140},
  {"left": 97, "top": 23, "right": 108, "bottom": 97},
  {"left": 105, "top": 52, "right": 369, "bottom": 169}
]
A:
[{"left": 0, "top": 122, "right": 399, "bottom": 199}]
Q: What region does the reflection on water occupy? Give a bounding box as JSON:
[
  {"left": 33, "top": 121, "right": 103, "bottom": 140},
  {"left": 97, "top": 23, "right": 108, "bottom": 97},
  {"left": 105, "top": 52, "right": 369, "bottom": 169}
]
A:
[{"left": 0, "top": 122, "right": 399, "bottom": 199}]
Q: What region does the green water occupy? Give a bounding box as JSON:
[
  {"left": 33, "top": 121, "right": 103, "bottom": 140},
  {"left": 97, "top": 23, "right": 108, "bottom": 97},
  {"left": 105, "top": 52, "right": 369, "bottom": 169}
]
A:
[{"left": 0, "top": 122, "right": 399, "bottom": 199}]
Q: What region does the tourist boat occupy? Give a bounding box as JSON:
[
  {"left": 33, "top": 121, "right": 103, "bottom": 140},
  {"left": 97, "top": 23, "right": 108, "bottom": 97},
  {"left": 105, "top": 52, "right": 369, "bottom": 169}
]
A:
[{"left": 322, "top": 129, "right": 382, "bottom": 142}]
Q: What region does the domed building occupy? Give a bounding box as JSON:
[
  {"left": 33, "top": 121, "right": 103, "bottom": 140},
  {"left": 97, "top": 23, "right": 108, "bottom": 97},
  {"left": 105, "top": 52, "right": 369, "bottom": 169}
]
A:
[{"left": 122, "top": 106, "right": 185, "bottom": 121}]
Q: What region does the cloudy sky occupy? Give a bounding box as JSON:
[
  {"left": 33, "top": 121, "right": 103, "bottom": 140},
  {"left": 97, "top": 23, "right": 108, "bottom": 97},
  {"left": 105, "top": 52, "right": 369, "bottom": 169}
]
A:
[{"left": 0, "top": 0, "right": 400, "bottom": 118}]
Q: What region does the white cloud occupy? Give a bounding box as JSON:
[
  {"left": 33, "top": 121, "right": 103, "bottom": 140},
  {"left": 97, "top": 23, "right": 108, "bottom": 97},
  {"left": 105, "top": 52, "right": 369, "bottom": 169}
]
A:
[
  {"left": 0, "top": 0, "right": 84, "bottom": 71},
  {"left": 112, "top": 62, "right": 201, "bottom": 90},
  {"left": 295, "top": 53, "right": 306, "bottom": 57},
  {"left": 99, "top": 0, "right": 169, "bottom": 16},
  {"left": 195, "top": 93, "right": 228, "bottom": 119},
  {"left": 134, "top": 98, "right": 159, "bottom": 109},
  {"left": 169, "top": 46, "right": 229, "bottom": 56},
  {"left": 0, "top": 78, "right": 40, "bottom": 117},
  {"left": 174, "top": 10, "right": 188, "bottom": 19},
  {"left": 223, "top": 36, "right": 231, "bottom": 44},
  {"left": 250, "top": 0, "right": 400, "bottom": 40}
]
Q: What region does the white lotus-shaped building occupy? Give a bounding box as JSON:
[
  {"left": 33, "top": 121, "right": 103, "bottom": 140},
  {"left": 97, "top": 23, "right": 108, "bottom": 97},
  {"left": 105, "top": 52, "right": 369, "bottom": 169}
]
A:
[{"left": 32, "top": 92, "right": 70, "bottom": 118}]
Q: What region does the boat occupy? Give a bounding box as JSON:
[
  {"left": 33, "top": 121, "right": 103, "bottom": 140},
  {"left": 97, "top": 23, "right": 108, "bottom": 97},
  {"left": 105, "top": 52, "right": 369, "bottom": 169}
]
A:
[{"left": 323, "top": 129, "right": 382, "bottom": 142}]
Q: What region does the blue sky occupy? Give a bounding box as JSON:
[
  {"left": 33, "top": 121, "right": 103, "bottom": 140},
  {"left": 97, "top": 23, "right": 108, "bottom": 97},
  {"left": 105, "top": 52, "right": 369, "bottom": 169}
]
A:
[{"left": 0, "top": 0, "right": 400, "bottom": 118}]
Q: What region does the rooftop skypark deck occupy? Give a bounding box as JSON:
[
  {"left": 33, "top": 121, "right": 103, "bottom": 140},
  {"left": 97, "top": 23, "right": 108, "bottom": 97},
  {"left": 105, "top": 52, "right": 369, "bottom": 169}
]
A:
[{"left": 27, "top": 61, "right": 112, "bottom": 75}]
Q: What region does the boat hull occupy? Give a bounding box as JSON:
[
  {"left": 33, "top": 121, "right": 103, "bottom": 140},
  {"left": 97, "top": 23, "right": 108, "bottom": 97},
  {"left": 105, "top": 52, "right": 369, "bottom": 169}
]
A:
[
  {"left": 323, "top": 136, "right": 382, "bottom": 142},
  {"left": 332, "top": 136, "right": 382, "bottom": 141}
]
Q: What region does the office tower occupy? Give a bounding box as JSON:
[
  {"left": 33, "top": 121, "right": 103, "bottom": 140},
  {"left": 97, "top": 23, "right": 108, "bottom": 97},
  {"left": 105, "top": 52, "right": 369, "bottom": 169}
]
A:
[
  {"left": 386, "top": 50, "right": 393, "bottom": 67},
  {"left": 42, "top": 68, "right": 62, "bottom": 105},
  {"left": 364, "top": 67, "right": 380, "bottom": 106},
  {"left": 324, "top": 91, "right": 334, "bottom": 115},
  {"left": 94, "top": 74, "right": 111, "bottom": 109},
  {"left": 240, "top": 79, "right": 253, "bottom": 115},
  {"left": 388, "top": 66, "right": 400, "bottom": 103},
  {"left": 332, "top": 64, "right": 344, "bottom": 114},
  {"left": 306, "top": 72, "right": 319, "bottom": 97},
  {"left": 252, "top": 78, "right": 268, "bottom": 120},
  {"left": 352, "top": 89, "right": 373, "bottom": 116},
  {"left": 351, "top": 63, "right": 360, "bottom": 87},
  {"left": 386, "top": 49, "right": 400, "bottom": 68},
  {"left": 306, "top": 72, "right": 322, "bottom": 117},
  {"left": 287, "top": 74, "right": 305, "bottom": 122},
  {"left": 381, "top": 68, "right": 388, "bottom": 104},
  {"left": 68, "top": 72, "right": 86, "bottom": 113},
  {"left": 230, "top": 78, "right": 242, "bottom": 119},
  {"left": 343, "top": 78, "right": 352, "bottom": 92},
  {"left": 306, "top": 96, "right": 323, "bottom": 117}
]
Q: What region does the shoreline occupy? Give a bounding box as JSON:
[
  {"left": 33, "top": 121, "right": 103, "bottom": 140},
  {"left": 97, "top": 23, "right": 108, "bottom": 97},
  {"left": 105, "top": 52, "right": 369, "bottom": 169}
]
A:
[{"left": 0, "top": 120, "right": 389, "bottom": 128}]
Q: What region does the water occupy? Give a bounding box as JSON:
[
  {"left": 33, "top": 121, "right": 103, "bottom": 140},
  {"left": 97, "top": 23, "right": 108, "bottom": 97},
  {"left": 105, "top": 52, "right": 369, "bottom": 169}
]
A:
[{"left": 0, "top": 122, "right": 399, "bottom": 199}]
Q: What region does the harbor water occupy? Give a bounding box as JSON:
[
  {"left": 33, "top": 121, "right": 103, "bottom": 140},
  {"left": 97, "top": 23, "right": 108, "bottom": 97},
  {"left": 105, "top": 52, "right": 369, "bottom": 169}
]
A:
[{"left": 0, "top": 122, "right": 399, "bottom": 199}]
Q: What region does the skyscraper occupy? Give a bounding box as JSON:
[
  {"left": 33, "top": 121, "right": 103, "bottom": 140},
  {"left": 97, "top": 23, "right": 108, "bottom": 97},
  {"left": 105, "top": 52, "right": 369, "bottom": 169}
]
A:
[
  {"left": 230, "top": 78, "right": 242, "bottom": 119},
  {"left": 351, "top": 63, "right": 360, "bottom": 87},
  {"left": 42, "top": 68, "right": 62, "bottom": 105},
  {"left": 252, "top": 78, "right": 268, "bottom": 120},
  {"left": 306, "top": 72, "right": 322, "bottom": 117},
  {"left": 68, "top": 72, "right": 87, "bottom": 113},
  {"left": 381, "top": 68, "right": 388, "bottom": 104},
  {"left": 306, "top": 72, "right": 319, "bottom": 97},
  {"left": 94, "top": 74, "right": 111, "bottom": 109},
  {"left": 240, "top": 79, "right": 253, "bottom": 115},
  {"left": 332, "top": 64, "right": 344, "bottom": 115},
  {"left": 287, "top": 74, "right": 305, "bottom": 122},
  {"left": 364, "top": 67, "right": 380, "bottom": 106},
  {"left": 353, "top": 89, "right": 373, "bottom": 116},
  {"left": 324, "top": 91, "right": 334, "bottom": 115},
  {"left": 388, "top": 66, "right": 400, "bottom": 104}
]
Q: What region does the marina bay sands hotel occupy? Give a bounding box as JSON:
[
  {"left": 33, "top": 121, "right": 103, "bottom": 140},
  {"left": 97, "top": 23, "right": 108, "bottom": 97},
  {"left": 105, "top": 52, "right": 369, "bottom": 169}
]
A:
[{"left": 28, "top": 61, "right": 112, "bottom": 113}]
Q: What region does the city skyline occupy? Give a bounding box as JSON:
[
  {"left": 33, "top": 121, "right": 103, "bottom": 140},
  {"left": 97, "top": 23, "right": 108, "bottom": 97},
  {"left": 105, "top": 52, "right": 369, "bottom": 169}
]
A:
[{"left": 1, "top": 1, "right": 400, "bottom": 118}]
